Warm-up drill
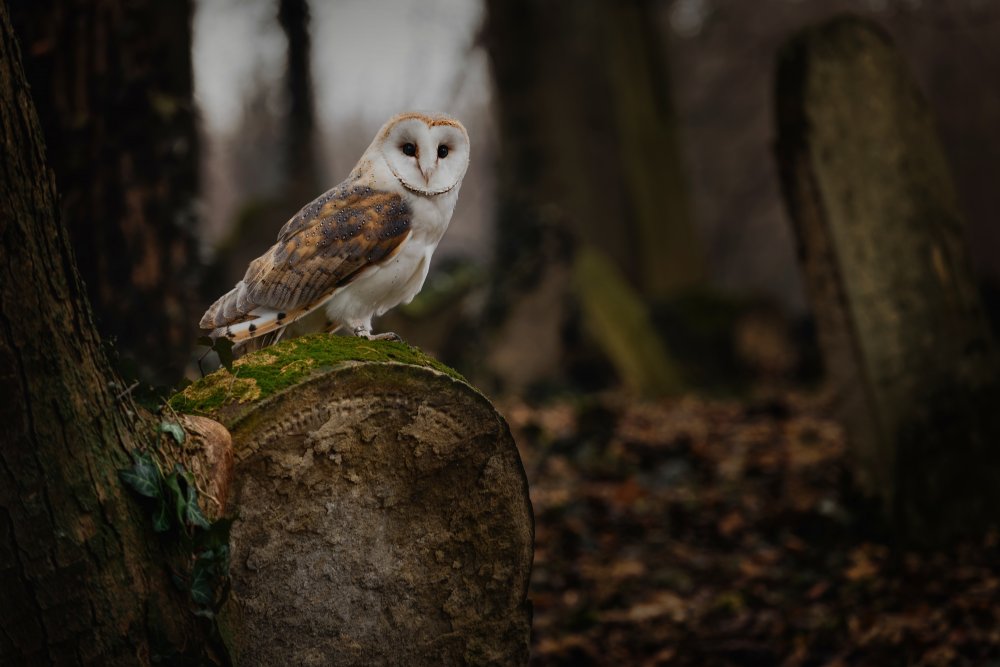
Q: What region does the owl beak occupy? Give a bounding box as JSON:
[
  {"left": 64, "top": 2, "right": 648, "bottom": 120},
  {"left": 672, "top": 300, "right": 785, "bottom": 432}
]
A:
[{"left": 418, "top": 155, "right": 436, "bottom": 186}]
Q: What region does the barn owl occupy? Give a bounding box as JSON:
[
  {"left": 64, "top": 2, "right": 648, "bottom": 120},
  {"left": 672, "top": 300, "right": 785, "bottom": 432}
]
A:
[{"left": 200, "top": 112, "right": 470, "bottom": 349}]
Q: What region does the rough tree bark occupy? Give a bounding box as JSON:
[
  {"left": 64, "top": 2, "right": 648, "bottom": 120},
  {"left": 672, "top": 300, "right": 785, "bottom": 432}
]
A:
[
  {"left": 9, "top": 0, "right": 200, "bottom": 385},
  {"left": 775, "top": 16, "right": 1000, "bottom": 543},
  {"left": 170, "top": 335, "right": 534, "bottom": 666},
  {"left": 0, "top": 2, "right": 224, "bottom": 663}
]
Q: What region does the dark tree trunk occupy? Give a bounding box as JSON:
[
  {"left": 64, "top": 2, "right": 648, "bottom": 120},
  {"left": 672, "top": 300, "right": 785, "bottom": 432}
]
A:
[
  {"left": 277, "top": 0, "right": 318, "bottom": 195},
  {"left": 775, "top": 16, "right": 1000, "bottom": 544},
  {"left": 481, "top": 0, "right": 690, "bottom": 395},
  {"left": 210, "top": 0, "right": 321, "bottom": 315},
  {"left": 484, "top": 0, "right": 702, "bottom": 299},
  {"left": 9, "top": 0, "right": 200, "bottom": 386},
  {"left": 0, "top": 3, "right": 217, "bottom": 662}
]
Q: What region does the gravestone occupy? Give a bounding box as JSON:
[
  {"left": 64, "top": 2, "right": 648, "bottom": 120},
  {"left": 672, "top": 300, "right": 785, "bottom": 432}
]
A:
[
  {"left": 775, "top": 16, "right": 1000, "bottom": 543},
  {"left": 172, "top": 335, "right": 533, "bottom": 664}
]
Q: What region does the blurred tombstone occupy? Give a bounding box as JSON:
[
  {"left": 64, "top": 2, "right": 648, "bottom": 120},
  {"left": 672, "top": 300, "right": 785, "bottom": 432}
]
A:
[
  {"left": 775, "top": 16, "right": 1000, "bottom": 543},
  {"left": 171, "top": 336, "right": 534, "bottom": 665}
]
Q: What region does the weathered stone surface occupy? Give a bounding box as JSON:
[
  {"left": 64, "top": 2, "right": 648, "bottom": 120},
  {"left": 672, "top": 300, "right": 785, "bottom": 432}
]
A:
[
  {"left": 181, "top": 336, "right": 533, "bottom": 665},
  {"left": 161, "top": 415, "right": 233, "bottom": 521}
]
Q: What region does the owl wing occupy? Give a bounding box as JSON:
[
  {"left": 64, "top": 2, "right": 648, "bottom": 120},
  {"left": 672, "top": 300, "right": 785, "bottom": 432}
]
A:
[{"left": 200, "top": 182, "right": 412, "bottom": 341}]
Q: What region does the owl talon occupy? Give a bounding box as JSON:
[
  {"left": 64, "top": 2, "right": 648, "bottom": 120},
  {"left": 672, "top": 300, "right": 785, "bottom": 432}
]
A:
[
  {"left": 352, "top": 326, "right": 402, "bottom": 342},
  {"left": 356, "top": 330, "right": 403, "bottom": 342},
  {"left": 369, "top": 332, "right": 403, "bottom": 342}
]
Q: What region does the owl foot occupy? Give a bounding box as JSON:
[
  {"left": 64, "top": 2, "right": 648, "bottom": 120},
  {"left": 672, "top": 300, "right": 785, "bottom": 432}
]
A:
[
  {"left": 352, "top": 326, "right": 403, "bottom": 343},
  {"left": 369, "top": 332, "right": 403, "bottom": 342}
]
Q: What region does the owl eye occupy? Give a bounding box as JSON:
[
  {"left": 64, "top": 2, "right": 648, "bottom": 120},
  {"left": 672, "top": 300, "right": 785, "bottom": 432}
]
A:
[
  {"left": 437, "top": 145, "right": 449, "bottom": 159},
  {"left": 402, "top": 143, "right": 417, "bottom": 157}
]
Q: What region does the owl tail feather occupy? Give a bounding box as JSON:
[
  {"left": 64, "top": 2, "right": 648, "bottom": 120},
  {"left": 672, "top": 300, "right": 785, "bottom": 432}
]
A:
[
  {"left": 203, "top": 298, "right": 332, "bottom": 350},
  {"left": 200, "top": 280, "right": 252, "bottom": 330},
  {"left": 212, "top": 307, "right": 293, "bottom": 344}
]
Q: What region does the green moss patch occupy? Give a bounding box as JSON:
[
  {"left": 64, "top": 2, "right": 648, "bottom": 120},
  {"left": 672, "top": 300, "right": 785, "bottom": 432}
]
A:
[{"left": 170, "top": 334, "right": 464, "bottom": 417}]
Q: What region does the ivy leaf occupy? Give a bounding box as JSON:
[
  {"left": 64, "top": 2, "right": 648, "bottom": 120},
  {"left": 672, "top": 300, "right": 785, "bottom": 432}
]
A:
[
  {"left": 152, "top": 498, "right": 171, "bottom": 533},
  {"left": 119, "top": 453, "right": 162, "bottom": 499},
  {"left": 159, "top": 421, "right": 185, "bottom": 445},
  {"left": 194, "top": 516, "right": 236, "bottom": 553},
  {"left": 190, "top": 558, "right": 215, "bottom": 606},
  {"left": 163, "top": 468, "right": 187, "bottom": 527},
  {"left": 213, "top": 337, "right": 235, "bottom": 372},
  {"left": 184, "top": 484, "right": 211, "bottom": 530}
]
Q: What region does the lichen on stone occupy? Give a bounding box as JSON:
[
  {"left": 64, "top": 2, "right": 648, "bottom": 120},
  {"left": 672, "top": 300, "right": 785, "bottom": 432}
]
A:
[
  {"left": 279, "top": 358, "right": 314, "bottom": 375},
  {"left": 236, "top": 352, "right": 277, "bottom": 367},
  {"left": 170, "top": 371, "right": 261, "bottom": 415}
]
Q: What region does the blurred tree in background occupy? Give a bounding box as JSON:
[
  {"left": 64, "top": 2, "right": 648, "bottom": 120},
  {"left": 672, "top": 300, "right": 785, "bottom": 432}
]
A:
[
  {"left": 484, "top": 0, "right": 701, "bottom": 297},
  {"left": 482, "top": 0, "right": 701, "bottom": 396},
  {"left": 204, "top": 0, "right": 323, "bottom": 325},
  {"left": 277, "top": 0, "right": 318, "bottom": 197},
  {"left": 10, "top": 0, "right": 200, "bottom": 388}
]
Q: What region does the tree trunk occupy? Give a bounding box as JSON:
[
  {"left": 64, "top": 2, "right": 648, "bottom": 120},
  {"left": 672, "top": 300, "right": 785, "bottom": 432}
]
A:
[
  {"left": 0, "top": 3, "right": 220, "bottom": 662},
  {"left": 209, "top": 0, "right": 322, "bottom": 318},
  {"left": 277, "top": 0, "right": 319, "bottom": 196},
  {"left": 484, "top": 0, "right": 701, "bottom": 298},
  {"left": 9, "top": 0, "right": 200, "bottom": 386},
  {"left": 170, "top": 335, "right": 534, "bottom": 666},
  {"left": 481, "top": 0, "right": 695, "bottom": 394},
  {"left": 775, "top": 16, "right": 1000, "bottom": 543}
]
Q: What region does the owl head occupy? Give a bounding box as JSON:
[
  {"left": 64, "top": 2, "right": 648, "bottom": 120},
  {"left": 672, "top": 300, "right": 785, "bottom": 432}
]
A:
[{"left": 372, "top": 112, "right": 470, "bottom": 196}]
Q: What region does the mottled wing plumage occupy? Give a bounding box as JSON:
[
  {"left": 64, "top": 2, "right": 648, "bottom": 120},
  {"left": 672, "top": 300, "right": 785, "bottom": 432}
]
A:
[{"left": 201, "top": 182, "right": 412, "bottom": 340}]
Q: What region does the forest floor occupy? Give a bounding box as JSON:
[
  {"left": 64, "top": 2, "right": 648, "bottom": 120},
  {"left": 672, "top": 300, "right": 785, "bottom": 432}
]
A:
[{"left": 504, "top": 389, "right": 1000, "bottom": 667}]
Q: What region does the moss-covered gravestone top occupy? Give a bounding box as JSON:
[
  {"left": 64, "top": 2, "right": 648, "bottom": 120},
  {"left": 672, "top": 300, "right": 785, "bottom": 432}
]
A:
[{"left": 171, "top": 335, "right": 533, "bottom": 666}]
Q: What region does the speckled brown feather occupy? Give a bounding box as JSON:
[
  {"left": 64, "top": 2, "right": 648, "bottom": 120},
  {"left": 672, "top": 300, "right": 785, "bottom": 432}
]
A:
[{"left": 201, "top": 181, "right": 412, "bottom": 339}]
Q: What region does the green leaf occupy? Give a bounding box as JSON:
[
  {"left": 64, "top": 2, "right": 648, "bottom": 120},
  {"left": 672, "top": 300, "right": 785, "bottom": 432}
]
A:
[
  {"left": 190, "top": 559, "right": 215, "bottom": 606},
  {"left": 213, "top": 337, "right": 235, "bottom": 372},
  {"left": 152, "top": 498, "right": 171, "bottom": 533},
  {"left": 184, "top": 484, "right": 211, "bottom": 530},
  {"left": 119, "top": 453, "right": 162, "bottom": 499},
  {"left": 194, "top": 516, "right": 236, "bottom": 553},
  {"left": 159, "top": 421, "right": 185, "bottom": 445},
  {"left": 163, "top": 468, "right": 187, "bottom": 527}
]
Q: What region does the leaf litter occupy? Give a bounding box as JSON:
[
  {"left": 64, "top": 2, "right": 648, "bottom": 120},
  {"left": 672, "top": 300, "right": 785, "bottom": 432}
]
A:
[{"left": 505, "top": 391, "right": 1000, "bottom": 666}]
